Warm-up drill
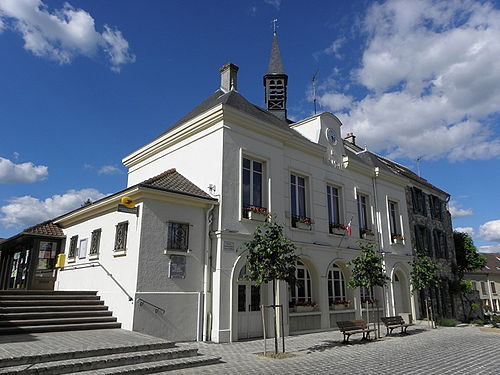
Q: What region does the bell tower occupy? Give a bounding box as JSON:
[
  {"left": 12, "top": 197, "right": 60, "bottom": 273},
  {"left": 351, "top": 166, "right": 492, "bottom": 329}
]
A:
[{"left": 263, "top": 24, "right": 288, "bottom": 121}]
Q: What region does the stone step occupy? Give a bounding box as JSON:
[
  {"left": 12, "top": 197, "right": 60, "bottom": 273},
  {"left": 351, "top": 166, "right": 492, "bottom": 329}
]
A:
[
  {"left": 0, "top": 347, "right": 207, "bottom": 374},
  {"left": 0, "top": 305, "right": 109, "bottom": 313},
  {"left": 0, "top": 299, "right": 105, "bottom": 307},
  {"left": 76, "top": 355, "right": 222, "bottom": 375},
  {"left": 0, "top": 310, "right": 113, "bottom": 320},
  {"left": 0, "top": 295, "right": 101, "bottom": 301},
  {"left": 0, "top": 321, "right": 121, "bottom": 335},
  {"left": 0, "top": 290, "right": 97, "bottom": 296},
  {"left": 0, "top": 316, "right": 117, "bottom": 327}
]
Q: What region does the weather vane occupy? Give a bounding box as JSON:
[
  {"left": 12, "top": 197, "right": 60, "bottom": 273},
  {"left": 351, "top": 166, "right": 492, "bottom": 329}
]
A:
[{"left": 272, "top": 19, "right": 278, "bottom": 34}]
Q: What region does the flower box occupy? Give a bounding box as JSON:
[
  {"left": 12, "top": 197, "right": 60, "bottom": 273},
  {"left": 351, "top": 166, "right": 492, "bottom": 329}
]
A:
[
  {"left": 295, "top": 222, "right": 312, "bottom": 230},
  {"left": 330, "top": 226, "right": 345, "bottom": 235},
  {"left": 296, "top": 305, "right": 314, "bottom": 312},
  {"left": 393, "top": 238, "right": 403, "bottom": 244},
  {"left": 248, "top": 211, "right": 267, "bottom": 222},
  {"left": 362, "top": 232, "right": 375, "bottom": 240},
  {"left": 332, "top": 304, "right": 350, "bottom": 311}
]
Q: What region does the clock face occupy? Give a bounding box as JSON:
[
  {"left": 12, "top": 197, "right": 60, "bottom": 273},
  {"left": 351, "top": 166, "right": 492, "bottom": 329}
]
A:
[{"left": 326, "top": 128, "right": 338, "bottom": 146}]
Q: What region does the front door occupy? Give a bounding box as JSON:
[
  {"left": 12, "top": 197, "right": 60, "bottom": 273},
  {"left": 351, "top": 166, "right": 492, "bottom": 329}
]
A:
[{"left": 238, "top": 283, "right": 263, "bottom": 339}]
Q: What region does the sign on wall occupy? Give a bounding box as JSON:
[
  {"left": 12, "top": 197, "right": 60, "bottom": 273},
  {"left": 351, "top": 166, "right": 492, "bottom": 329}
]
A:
[{"left": 169, "top": 255, "right": 186, "bottom": 278}]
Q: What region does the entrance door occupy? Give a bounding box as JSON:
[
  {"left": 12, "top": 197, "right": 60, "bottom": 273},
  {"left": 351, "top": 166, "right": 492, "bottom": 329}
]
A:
[
  {"left": 31, "top": 240, "right": 59, "bottom": 290},
  {"left": 238, "top": 282, "right": 263, "bottom": 339},
  {"left": 393, "top": 272, "right": 409, "bottom": 314}
]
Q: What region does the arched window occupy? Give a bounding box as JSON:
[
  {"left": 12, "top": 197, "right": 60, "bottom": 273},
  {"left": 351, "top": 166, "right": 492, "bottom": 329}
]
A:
[
  {"left": 360, "top": 286, "right": 375, "bottom": 304},
  {"left": 328, "top": 265, "right": 346, "bottom": 304},
  {"left": 290, "top": 260, "right": 312, "bottom": 304}
]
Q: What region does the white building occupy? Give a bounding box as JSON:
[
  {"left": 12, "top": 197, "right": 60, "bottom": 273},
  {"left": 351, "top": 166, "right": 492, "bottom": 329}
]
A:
[{"left": 52, "top": 32, "right": 426, "bottom": 342}]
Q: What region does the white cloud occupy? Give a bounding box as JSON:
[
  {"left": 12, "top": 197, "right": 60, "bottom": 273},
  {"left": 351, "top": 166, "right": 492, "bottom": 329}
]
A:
[
  {"left": 0, "top": 157, "right": 48, "bottom": 183},
  {"left": 479, "top": 219, "right": 500, "bottom": 242},
  {"left": 0, "top": 188, "right": 106, "bottom": 228},
  {"left": 264, "top": 0, "right": 282, "bottom": 10},
  {"left": 478, "top": 244, "right": 500, "bottom": 254},
  {"left": 324, "top": 37, "right": 346, "bottom": 59},
  {"left": 448, "top": 200, "right": 473, "bottom": 218},
  {"left": 454, "top": 226, "right": 474, "bottom": 236},
  {"left": 0, "top": 0, "right": 134, "bottom": 72},
  {"left": 317, "top": 0, "right": 500, "bottom": 161},
  {"left": 97, "top": 165, "right": 122, "bottom": 175}
]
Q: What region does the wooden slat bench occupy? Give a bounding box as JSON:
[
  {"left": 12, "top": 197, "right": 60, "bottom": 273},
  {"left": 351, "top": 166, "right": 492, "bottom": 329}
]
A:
[
  {"left": 337, "top": 320, "right": 376, "bottom": 343},
  {"left": 381, "top": 316, "right": 413, "bottom": 336}
]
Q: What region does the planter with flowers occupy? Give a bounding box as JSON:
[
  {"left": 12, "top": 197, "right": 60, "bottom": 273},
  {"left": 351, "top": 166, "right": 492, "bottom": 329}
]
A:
[
  {"left": 293, "top": 216, "right": 312, "bottom": 231},
  {"left": 330, "top": 223, "right": 346, "bottom": 236},
  {"left": 293, "top": 301, "right": 319, "bottom": 313},
  {"left": 330, "top": 299, "right": 352, "bottom": 311},
  {"left": 392, "top": 234, "right": 404, "bottom": 244},
  {"left": 361, "top": 229, "right": 375, "bottom": 240},
  {"left": 245, "top": 206, "right": 269, "bottom": 222}
]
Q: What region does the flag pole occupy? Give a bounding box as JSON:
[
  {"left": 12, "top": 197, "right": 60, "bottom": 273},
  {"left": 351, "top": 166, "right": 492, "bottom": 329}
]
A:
[{"left": 338, "top": 216, "right": 353, "bottom": 248}]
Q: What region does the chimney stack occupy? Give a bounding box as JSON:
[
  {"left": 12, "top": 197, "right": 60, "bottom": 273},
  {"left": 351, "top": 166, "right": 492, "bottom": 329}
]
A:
[
  {"left": 345, "top": 132, "right": 356, "bottom": 145},
  {"left": 220, "top": 62, "right": 239, "bottom": 92}
]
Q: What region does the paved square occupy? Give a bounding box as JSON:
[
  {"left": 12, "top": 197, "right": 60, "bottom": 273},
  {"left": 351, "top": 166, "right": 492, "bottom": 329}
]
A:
[{"left": 175, "top": 323, "right": 500, "bottom": 374}]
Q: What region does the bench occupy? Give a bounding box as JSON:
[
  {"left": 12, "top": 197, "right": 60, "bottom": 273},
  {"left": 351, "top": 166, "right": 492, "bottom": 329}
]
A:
[
  {"left": 337, "top": 320, "right": 376, "bottom": 343},
  {"left": 381, "top": 316, "right": 413, "bottom": 336}
]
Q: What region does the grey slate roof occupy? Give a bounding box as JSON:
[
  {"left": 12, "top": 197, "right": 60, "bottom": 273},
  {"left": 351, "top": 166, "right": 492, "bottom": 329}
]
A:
[
  {"left": 267, "top": 33, "right": 285, "bottom": 74},
  {"left": 139, "top": 168, "right": 214, "bottom": 200},
  {"left": 474, "top": 253, "right": 500, "bottom": 275}
]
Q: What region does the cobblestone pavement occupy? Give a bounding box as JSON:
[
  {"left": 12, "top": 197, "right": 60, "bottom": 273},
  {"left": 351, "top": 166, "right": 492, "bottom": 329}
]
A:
[{"left": 174, "top": 323, "right": 500, "bottom": 375}]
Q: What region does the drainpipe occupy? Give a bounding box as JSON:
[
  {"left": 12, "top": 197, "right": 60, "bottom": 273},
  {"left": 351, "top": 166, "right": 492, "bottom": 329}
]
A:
[{"left": 202, "top": 204, "right": 216, "bottom": 341}]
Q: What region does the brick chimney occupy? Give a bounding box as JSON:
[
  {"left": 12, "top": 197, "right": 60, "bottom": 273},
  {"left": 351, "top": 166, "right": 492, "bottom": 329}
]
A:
[
  {"left": 345, "top": 132, "right": 356, "bottom": 145},
  {"left": 220, "top": 62, "right": 239, "bottom": 92}
]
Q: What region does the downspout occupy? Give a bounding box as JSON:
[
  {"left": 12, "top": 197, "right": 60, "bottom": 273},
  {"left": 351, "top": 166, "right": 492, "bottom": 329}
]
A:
[{"left": 202, "top": 204, "right": 216, "bottom": 341}]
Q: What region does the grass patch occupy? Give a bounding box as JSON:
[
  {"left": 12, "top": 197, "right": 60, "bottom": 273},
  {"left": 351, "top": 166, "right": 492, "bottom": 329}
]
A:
[{"left": 256, "top": 352, "right": 297, "bottom": 359}]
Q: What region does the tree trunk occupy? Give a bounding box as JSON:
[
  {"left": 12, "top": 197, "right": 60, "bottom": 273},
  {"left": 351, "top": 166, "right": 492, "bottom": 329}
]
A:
[{"left": 273, "top": 279, "right": 278, "bottom": 354}]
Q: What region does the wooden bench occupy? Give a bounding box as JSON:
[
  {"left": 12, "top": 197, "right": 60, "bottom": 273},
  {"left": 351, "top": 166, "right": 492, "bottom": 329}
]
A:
[
  {"left": 381, "top": 316, "right": 413, "bottom": 336},
  {"left": 337, "top": 320, "right": 376, "bottom": 343}
]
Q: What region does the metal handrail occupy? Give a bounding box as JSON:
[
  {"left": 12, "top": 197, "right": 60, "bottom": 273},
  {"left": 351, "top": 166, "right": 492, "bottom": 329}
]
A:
[
  {"left": 60, "top": 261, "right": 133, "bottom": 301},
  {"left": 136, "top": 298, "right": 165, "bottom": 314}
]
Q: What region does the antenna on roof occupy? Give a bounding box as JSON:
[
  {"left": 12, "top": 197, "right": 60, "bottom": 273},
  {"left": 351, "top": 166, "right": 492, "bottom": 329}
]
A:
[
  {"left": 272, "top": 19, "right": 278, "bottom": 34},
  {"left": 416, "top": 155, "right": 423, "bottom": 177},
  {"left": 312, "top": 69, "right": 319, "bottom": 115}
]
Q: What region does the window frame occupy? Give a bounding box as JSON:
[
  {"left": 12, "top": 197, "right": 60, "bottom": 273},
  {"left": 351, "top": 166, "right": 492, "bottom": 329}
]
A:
[
  {"left": 327, "top": 184, "right": 343, "bottom": 232},
  {"left": 241, "top": 156, "right": 266, "bottom": 219},
  {"left": 68, "top": 235, "right": 78, "bottom": 259},
  {"left": 388, "top": 199, "right": 401, "bottom": 242},
  {"left": 89, "top": 229, "right": 101, "bottom": 257},
  {"left": 114, "top": 221, "right": 129, "bottom": 253},
  {"left": 327, "top": 265, "right": 347, "bottom": 305},
  {"left": 290, "top": 172, "right": 310, "bottom": 227},
  {"left": 166, "top": 221, "right": 190, "bottom": 252},
  {"left": 290, "top": 260, "right": 312, "bottom": 304},
  {"left": 357, "top": 192, "right": 371, "bottom": 237}
]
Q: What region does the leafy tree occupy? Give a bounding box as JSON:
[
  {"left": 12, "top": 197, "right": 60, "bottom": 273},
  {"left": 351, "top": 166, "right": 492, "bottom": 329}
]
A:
[
  {"left": 453, "top": 231, "right": 486, "bottom": 277},
  {"left": 410, "top": 254, "right": 440, "bottom": 325},
  {"left": 241, "top": 216, "right": 298, "bottom": 353},
  {"left": 348, "top": 242, "right": 389, "bottom": 336}
]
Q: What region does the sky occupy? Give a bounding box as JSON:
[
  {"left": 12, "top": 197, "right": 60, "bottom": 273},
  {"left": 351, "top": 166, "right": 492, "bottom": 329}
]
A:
[{"left": 0, "top": 0, "right": 499, "bottom": 253}]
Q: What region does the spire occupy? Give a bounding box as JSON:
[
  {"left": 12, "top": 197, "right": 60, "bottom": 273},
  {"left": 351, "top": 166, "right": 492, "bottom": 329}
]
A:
[
  {"left": 264, "top": 23, "right": 288, "bottom": 121},
  {"left": 267, "top": 32, "right": 285, "bottom": 75}
]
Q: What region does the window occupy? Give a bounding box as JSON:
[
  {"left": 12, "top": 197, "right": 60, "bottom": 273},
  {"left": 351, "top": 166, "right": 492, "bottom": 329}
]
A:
[
  {"left": 327, "top": 185, "right": 342, "bottom": 232},
  {"left": 328, "top": 265, "right": 346, "bottom": 304},
  {"left": 481, "top": 281, "right": 487, "bottom": 295},
  {"left": 357, "top": 193, "right": 370, "bottom": 236},
  {"left": 291, "top": 174, "right": 309, "bottom": 227},
  {"left": 491, "top": 282, "right": 497, "bottom": 295},
  {"left": 415, "top": 225, "right": 432, "bottom": 256},
  {"left": 68, "top": 235, "right": 78, "bottom": 258},
  {"left": 290, "top": 261, "right": 312, "bottom": 304},
  {"left": 429, "top": 195, "right": 443, "bottom": 221},
  {"left": 78, "top": 238, "right": 88, "bottom": 259},
  {"left": 388, "top": 200, "right": 401, "bottom": 241},
  {"left": 167, "top": 222, "right": 189, "bottom": 251},
  {"left": 90, "top": 229, "right": 101, "bottom": 256},
  {"left": 433, "top": 230, "right": 447, "bottom": 258},
  {"left": 242, "top": 157, "right": 265, "bottom": 218},
  {"left": 114, "top": 221, "right": 128, "bottom": 251},
  {"left": 411, "top": 187, "right": 427, "bottom": 216}
]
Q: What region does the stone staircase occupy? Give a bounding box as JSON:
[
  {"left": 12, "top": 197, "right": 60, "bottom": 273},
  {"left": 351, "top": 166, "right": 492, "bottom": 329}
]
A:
[
  {"left": 0, "top": 339, "right": 221, "bottom": 374},
  {"left": 0, "top": 290, "right": 120, "bottom": 334}
]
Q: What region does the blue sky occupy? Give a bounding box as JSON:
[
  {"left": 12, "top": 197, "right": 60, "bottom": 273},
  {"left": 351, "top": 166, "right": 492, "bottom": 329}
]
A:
[{"left": 0, "top": 0, "right": 499, "bottom": 253}]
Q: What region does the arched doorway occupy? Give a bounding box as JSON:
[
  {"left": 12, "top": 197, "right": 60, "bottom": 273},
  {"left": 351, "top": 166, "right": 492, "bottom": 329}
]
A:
[
  {"left": 237, "top": 265, "right": 263, "bottom": 339},
  {"left": 393, "top": 270, "right": 410, "bottom": 315}
]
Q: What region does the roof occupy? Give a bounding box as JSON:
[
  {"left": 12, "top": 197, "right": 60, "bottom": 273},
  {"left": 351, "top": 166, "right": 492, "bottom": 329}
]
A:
[
  {"left": 23, "top": 220, "right": 64, "bottom": 237},
  {"left": 267, "top": 33, "right": 285, "bottom": 74},
  {"left": 474, "top": 253, "right": 500, "bottom": 275},
  {"left": 139, "top": 168, "right": 213, "bottom": 200}
]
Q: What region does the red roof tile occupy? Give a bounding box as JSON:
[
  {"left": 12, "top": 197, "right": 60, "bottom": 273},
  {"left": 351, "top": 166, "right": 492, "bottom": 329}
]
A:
[{"left": 23, "top": 220, "right": 64, "bottom": 237}]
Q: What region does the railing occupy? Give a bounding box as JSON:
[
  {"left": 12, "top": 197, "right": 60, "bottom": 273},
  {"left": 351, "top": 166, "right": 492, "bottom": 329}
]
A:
[
  {"left": 60, "top": 262, "right": 133, "bottom": 301},
  {"left": 136, "top": 298, "right": 165, "bottom": 314}
]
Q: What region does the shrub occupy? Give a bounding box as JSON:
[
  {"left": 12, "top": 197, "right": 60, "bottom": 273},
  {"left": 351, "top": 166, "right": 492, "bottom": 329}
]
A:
[
  {"left": 437, "top": 318, "right": 458, "bottom": 327},
  {"left": 470, "top": 319, "right": 484, "bottom": 326},
  {"left": 491, "top": 315, "right": 500, "bottom": 325}
]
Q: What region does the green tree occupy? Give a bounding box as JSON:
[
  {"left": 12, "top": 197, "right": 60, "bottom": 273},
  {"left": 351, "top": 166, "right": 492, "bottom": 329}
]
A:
[
  {"left": 241, "top": 217, "right": 298, "bottom": 353},
  {"left": 348, "top": 242, "right": 389, "bottom": 336},
  {"left": 453, "top": 231, "right": 486, "bottom": 277},
  {"left": 409, "top": 254, "right": 440, "bottom": 325}
]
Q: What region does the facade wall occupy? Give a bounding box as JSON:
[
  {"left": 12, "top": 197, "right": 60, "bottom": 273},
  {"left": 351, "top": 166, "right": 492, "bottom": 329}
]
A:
[{"left": 56, "top": 207, "right": 143, "bottom": 330}]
